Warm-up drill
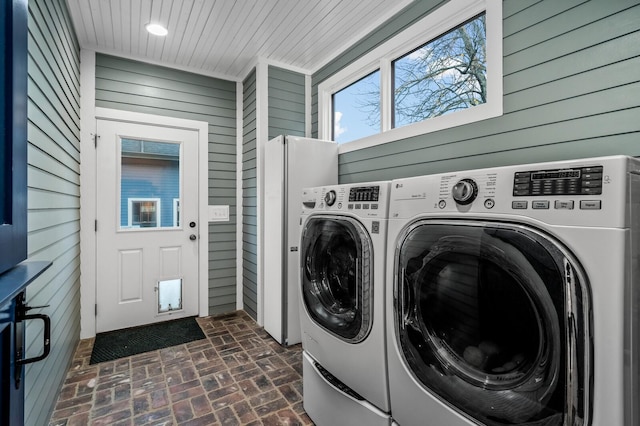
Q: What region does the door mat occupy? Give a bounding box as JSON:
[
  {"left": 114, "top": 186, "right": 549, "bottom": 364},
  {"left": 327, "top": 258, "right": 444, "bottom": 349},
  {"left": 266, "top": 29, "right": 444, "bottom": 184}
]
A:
[{"left": 89, "top": 316, "right": 206, "bottom": 364}]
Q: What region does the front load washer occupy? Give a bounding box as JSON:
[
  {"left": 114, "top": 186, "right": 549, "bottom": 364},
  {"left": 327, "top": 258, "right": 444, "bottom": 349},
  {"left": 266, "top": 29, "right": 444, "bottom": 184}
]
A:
[
  {"left": 385, "top": 156, "right": 640, "bottom": 426},
  {"left": 299, "top": 182, "right": 391, "bottom": 426}
]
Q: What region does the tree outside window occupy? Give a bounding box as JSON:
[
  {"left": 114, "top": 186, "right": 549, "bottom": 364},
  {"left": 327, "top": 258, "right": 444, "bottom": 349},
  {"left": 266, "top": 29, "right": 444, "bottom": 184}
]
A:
[{"left": 393, "top": 14, "right": 487, "bottom": 128}]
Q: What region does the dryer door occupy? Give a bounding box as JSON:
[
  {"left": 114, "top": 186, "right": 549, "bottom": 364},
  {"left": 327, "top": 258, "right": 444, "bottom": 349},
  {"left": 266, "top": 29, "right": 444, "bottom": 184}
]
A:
[
  {"left": 394, "top": 220, "right": 590, "bottom": 425},
  {"left": 301, "top": 216, "right": 373, "bottom": 343}
]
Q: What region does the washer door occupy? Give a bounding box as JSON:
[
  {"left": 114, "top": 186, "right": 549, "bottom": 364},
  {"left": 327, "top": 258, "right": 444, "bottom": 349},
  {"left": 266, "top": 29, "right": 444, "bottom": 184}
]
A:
[
  {"left": 395, "top": 220, "right": 590, "bottom": 425},
  {"left": 301, "top": 216, "right": 373, "bottom": 343}
]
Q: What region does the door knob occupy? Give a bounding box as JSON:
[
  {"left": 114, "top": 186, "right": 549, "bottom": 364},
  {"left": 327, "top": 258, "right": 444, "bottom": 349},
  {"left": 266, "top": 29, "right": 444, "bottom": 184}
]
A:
[{"left": 189, "top": 234, "right": 197, "bottom": 241}]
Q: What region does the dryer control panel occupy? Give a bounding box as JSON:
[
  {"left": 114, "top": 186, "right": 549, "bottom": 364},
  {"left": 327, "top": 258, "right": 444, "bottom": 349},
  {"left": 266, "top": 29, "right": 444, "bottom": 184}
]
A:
[
  {"left": 513, "top": 165, "right": 603, "bottom": 197},
  {"left": 389, "top": 155, "right": 640, "bottom": 228}
]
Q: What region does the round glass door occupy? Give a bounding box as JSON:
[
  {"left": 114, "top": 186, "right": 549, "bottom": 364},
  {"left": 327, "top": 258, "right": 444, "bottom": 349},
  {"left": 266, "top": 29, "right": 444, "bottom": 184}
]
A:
[
  {"left": 395, "top": 220, "right": 590, "bottom": 425},
  {"left": 301, "top": 216, "right": 373, "bottom": 343}
]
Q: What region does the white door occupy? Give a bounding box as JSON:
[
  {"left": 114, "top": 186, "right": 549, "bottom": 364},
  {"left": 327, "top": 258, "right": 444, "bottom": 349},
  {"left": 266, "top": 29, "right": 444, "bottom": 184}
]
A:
[{"left": 95, "top": 119, "right": 200, "bottom": 333}]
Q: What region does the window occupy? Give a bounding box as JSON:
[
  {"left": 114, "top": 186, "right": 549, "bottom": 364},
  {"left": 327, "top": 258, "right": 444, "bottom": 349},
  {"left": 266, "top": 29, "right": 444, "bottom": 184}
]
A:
[
  {"left": 318, "top": 0, "right": 502, "bottom": 152},
  {"left": 393, "top": 14, "right": 486, "bottom": 128},
  {"left": 332, "top": 70, "right": 381, "bottom": 144},
  {"left": 128, "top": 199, "right": 161, "bottom": 228},
  {"left": 119, "top": 139, "right": 180, "bottom": 229}
]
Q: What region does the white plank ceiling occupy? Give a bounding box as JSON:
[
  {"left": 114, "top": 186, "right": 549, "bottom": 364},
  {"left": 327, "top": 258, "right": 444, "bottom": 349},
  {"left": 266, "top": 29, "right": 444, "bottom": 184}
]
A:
[{"left": 66, "top": 0, "right": 414, "bottom": 80}]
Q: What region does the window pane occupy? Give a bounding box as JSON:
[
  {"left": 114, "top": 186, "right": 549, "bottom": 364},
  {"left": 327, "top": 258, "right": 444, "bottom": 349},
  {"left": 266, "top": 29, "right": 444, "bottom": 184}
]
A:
[
  {"left": 332, "top": 70, "right": 380, "bottom": 144},
  {"left": 393, "top": 14, "right": 486, "bottom": 128},
  {"left": 120, "top": 139, "right": 181, "bottom": 229}
]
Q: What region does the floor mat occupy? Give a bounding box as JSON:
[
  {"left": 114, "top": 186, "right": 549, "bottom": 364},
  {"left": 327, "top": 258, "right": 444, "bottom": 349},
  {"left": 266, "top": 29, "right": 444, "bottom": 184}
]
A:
[{"left": 89, "top": 316, "right": 205, "bottom": 364}]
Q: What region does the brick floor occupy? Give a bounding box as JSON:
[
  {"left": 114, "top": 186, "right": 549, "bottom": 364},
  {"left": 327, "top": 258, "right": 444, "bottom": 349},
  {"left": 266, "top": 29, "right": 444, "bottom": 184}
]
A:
[{"left": 49, "top": 311, "right": 313, "bottom": 426}]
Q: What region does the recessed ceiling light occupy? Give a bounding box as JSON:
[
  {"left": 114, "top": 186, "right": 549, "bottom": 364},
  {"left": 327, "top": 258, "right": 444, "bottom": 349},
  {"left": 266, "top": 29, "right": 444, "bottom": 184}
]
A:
[{"left": 145, "top": 23, "right": 168, "bottom": 36}]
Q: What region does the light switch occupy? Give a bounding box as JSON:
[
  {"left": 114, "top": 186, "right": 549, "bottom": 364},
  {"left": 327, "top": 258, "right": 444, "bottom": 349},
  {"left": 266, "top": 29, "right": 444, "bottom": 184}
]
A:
[{"left": 208, "top": 205, "right": 229, "bottom": 222}]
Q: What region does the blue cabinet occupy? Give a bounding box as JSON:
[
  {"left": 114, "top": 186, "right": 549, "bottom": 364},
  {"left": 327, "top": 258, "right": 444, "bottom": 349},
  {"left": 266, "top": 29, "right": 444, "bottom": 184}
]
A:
[
  {"left": 0, "top": 0, "right": 29, "bottom": 276},
  {"left": 0, "top": 262, "right": 51, "bottom": 425}
]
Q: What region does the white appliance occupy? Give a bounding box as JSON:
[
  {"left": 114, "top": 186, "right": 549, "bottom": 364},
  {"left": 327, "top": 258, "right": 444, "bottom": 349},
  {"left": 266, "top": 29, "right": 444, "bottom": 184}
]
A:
[
  {"left": 262, "top": 135, "right": 338, "bottom": 346},
  {"left": 385, "top": 155, "right": 640, "bottom": 425},
  {"left": 299, "top": 182, "right": 391, "bottom": 426}
]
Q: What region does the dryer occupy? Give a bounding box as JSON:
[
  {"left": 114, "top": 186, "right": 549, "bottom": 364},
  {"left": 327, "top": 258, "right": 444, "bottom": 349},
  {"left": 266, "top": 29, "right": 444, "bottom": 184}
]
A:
[
  {"left": 299, "top": 182, "right": 391, "bottom": 426},
  {"left": 385, "top": 156, "right": 640, "bottom": 425}
]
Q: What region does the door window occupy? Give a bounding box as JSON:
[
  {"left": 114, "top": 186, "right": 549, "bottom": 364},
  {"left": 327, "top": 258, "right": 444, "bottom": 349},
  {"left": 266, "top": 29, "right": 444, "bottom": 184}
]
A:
[
  {"left": 301, "top": 216, "right": 373, "bottom": 343},
  {"left": 395, "top": 221, "right": 590, "bottom": 424},
  {"left": 120, "top": 139, "right": 180, "bottom": 230}
]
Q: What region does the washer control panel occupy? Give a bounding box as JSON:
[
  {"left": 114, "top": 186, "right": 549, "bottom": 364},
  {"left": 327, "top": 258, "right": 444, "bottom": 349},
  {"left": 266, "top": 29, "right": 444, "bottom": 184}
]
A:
[
  {"left": 302, "top": 182, "right": 390, "bottom": 219},
  {"left": 513, "top": 165, "right": 603, "bottom": 197}
]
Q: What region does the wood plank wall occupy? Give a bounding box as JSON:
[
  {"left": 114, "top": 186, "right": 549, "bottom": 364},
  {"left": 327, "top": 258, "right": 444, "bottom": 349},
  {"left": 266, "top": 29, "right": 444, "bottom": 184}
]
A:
[
  {"left": 94, "top": 54, "right": 238, "bottom": 316},
  {"left": 268, "top": 66, "right": 306, "bottom": 139},
  {"left": 25, "top": 0, "right": 81, "bottom": 424},
  {"left": 242, "top": 69, "right": 258, "bottom": 319},
  {"left": 312, "top": 0, "right": 640, "bottom": 182}
]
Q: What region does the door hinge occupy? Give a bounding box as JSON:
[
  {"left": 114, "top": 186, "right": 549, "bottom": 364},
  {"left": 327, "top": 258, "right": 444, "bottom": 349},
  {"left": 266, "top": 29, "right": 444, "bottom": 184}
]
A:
[
  {"left": 93, "top": 133, "right": 99, "bottom": 147},
  {"left": 95, "top": 303, "right": 97, "bottom": 316},
  {"left": 95, "top": 220, "right": 97, "bottom": 232}
]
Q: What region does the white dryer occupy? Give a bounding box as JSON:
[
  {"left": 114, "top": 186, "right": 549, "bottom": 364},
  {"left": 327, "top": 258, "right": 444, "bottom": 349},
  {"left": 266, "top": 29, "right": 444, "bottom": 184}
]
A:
[
  {"left": 299, "top": 182, "right": 391, "bottom": 426},
  {"left": 385, "top": 156, "right": 640, "bottom": 425}
]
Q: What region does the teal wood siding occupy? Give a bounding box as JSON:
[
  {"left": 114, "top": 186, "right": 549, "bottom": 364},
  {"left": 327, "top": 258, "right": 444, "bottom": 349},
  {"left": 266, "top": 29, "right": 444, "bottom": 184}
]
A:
[
  {"left": 26, "top": 0, "right": 81, "bottom": 425},
  {"left": 313, "top": 0, "right": 640, "bottom": 182},
  {"left": 242, "top": 69, "right": 258, "bottom": 319},
  {"left": 95, "top": 54, "right": 237, "bottom": 315},
  {"left": 268, "top": 66, "right": 306, "bottom": 138}
]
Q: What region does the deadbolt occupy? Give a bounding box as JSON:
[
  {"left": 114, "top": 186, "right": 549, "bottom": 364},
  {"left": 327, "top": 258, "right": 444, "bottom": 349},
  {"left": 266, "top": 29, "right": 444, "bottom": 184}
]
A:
[{"left": 189, "top": 221, "right": 196, "bottom": 228}]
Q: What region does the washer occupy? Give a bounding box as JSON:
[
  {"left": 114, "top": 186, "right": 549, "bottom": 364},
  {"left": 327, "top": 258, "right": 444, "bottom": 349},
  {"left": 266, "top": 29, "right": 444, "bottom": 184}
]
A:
[
  {"left": 385, "top": 156, "right": 640, "bottom": 425},
  {"left": 299, "top": 181, "right": 391, "bottom": 426}
]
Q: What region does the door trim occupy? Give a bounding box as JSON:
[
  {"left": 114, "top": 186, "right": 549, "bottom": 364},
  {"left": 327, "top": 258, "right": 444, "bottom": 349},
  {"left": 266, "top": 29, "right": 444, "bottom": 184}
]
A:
[{"left": 80, "top": 106, "right": 209, "bottom": 338}]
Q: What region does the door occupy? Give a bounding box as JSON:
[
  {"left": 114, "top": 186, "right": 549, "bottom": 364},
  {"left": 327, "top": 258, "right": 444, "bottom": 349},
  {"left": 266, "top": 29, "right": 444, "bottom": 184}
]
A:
[
  {"left": 394, "top": 220, "right": 590, "bottom": 425},
  {"left": 95, "top": 119, "right": 199, "bottom": 333},
  {"left": 300, "top": 215, "right": 373, "bottom": 343}
]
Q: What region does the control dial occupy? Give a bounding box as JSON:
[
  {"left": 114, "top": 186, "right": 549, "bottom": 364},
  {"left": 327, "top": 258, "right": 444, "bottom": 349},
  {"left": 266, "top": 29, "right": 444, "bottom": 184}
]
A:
[
  {"left": 324, "top": 190, "right": 337, "bottom": 206},
  {"left": 452, "top": 179, "right": 478, "bottom": 205}
]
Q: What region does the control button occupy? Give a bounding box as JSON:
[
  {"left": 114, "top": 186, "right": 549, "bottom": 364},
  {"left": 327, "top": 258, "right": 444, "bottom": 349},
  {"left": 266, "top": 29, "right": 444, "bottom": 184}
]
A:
[
  {"left": 355, "top": 204, "right": 361, "bottom": 209},
  {"left": 512, "top": 201, "right": 528, "bottom": 209},
  {"left": 581, "top": 173, "right": 602, "bottom": 180},
  {"left": 580, "top": 200, "right": 602, "bottom": 210},
  {"left": 484, "top": 198, "right": 495, "bottom": 209},
  {"left": 532, "top": 200, "right": 550, "bottom": 209},
  {"left": 438, "top": 200, "right": 446, "bottom": 209},
  {"left": 452, "top": 179, "right": 478, "bottom": 205},
  {"left": 554, "top": 200, "right": 574, "bottom": 210},
  {"left": 363, "top": 204, "right": 369, "bottom": 209},
  {"left": 324, "top": 190, "right": 337, "bottom": 206},
  {"left": 337, "top": 202, "right": 342, "bottom": 209},
  {"left": 581, "top": 187, "right": 602, "bottom": 195},
  {"left": 371, "top": 204, "right": 378, "bottom": 210},
  {"left": 582, "top": 166, "right": 603, "bottom": 173},
  {"left": 348, "top": 204, "right": 353, "bottom": 210}
]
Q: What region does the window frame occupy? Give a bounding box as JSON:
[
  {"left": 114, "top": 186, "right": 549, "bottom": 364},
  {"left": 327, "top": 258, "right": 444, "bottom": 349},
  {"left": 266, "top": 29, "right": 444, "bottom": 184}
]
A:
[
  {"left": 318, "top": 0, "right": 502, "bottom": 153},
  {"left": 126, "top": 198, "right": 162, "bottom": 228}
]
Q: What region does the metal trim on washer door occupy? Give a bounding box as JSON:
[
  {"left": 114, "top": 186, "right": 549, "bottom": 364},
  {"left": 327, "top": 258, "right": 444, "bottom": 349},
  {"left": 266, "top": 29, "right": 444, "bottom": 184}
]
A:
[
  {"left": 300, "top": 214, "right": 374, "bottom": 343},
  {"left": 392, "top": 219, "right": 592, "bottom": 425}
]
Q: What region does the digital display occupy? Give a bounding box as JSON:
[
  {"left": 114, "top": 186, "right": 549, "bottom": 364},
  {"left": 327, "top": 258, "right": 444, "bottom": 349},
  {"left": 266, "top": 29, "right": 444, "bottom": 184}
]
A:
[
  {"left": 531, "top": 170, "right": 581, "bottom": 180},
  {"left": 513, "top": 165, "right": 603, "bottom": 197},
  {"left": 349, "top": 186, "right": 380, "bottom": 202}
]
